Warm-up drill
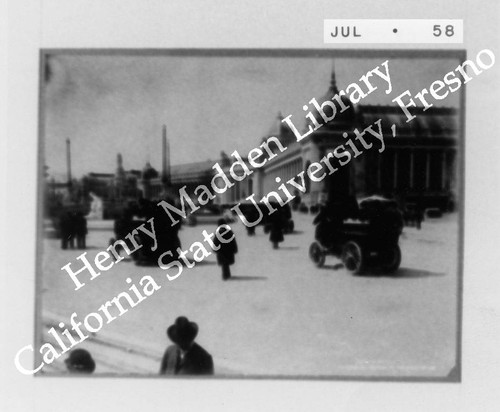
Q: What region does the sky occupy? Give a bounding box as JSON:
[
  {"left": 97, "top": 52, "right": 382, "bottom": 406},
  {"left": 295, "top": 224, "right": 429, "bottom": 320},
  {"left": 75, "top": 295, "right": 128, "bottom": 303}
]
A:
[{"left": 42, "top": 52, "right": 461, "bottom": 180}]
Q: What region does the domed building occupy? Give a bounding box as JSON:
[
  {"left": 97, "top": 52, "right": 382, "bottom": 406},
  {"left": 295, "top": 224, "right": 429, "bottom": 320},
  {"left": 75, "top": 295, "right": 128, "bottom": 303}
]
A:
[
  {"left": 298, "top": 68, "right": 360, "bottom": 205},
  {"left": 141, "top": 162, "right": 159, "bottom": 180},
  {"left": 219, "top": 65, "right": 458, "bottom": 212},
  {"left": 81, "top": 65, "right": 458, "bottom": 216}
]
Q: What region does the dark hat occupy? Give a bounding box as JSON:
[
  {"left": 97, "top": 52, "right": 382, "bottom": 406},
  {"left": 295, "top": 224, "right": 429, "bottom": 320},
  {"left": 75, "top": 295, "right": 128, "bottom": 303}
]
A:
[
  {"left": 65, "top": 349, "right": 95, "bottom": 373},
  {"left": 167, "top": 316, "right": 199, "bottom": 346}
]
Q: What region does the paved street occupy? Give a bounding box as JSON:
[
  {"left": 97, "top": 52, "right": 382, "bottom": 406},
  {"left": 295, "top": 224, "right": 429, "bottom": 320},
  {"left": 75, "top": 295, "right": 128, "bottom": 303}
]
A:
[{"left": 39, "top": 211, "right": 459, "bottom": 378}]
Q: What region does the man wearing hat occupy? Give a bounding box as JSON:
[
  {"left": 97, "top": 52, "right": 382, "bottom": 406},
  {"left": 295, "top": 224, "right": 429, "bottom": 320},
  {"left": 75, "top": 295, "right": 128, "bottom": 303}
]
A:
[
  {"left": 65, "top": 349, "right": 96, "bottom": 374},
  {"left": 159, "top": 316, "right": 214, "bottom": 376}
]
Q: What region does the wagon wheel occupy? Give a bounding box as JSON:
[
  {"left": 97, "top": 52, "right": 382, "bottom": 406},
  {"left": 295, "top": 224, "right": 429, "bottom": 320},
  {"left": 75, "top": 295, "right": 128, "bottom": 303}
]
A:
[
  {"left": 342, "top": 241, "right": 365, "bottom": 274},
  {"left": 380, "top": 244, "right": 401, "bottom": 273},
  {"left": 309, "top": 242, "right": 325, "bottom": 268}
]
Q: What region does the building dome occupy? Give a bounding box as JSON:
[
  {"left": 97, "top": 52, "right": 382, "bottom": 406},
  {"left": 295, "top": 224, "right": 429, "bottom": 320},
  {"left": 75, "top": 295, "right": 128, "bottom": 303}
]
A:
[
  {"left": 311, "top": 65, "right": 357, "bottom": 129},
  {"left": 142, "top": 162, "right": 159, "bottom": 180},
  {"left": 263, "top": 112, "right": 296, "bottom": 146},
  {"left": 266, "top": 112, "right": 283, "bottom": 137}
]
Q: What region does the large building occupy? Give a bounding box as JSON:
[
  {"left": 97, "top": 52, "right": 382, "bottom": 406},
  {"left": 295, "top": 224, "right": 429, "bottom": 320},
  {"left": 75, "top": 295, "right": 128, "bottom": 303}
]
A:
[
  {"left": 221, "top": 69, "right": 459, "bottom": 211},
  {"left": 64, "top": 66, "right": 458, "bottom": 217}
]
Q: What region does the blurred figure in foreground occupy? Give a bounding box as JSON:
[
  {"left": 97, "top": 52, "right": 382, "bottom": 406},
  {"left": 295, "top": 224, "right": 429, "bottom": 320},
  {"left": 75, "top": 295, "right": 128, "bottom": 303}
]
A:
[
  {"left": 65, "top": 349, "right": 95, "bottom": 374},
  {"left": 160, "top": 316, "right": 214, "bottom": 376}
]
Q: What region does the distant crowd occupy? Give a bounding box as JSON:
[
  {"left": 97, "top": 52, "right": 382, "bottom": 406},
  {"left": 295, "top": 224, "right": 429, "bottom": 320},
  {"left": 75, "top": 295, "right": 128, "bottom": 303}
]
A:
[{"left": 59, "top": 211, "right": 88, "bottom": 250}]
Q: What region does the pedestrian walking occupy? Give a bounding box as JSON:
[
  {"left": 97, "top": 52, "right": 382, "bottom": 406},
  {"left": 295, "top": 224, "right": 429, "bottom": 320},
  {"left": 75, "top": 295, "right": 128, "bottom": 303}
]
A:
[
  {"left": 75, "top": 211, "right": 87, "bottom": 249},
  {"left": 110, "top": 209, "right": 133, "bottom": 261},
  {"left": 213, "top": 219, "right": 238, "bottom": 280},
  {"left": 268, "top": 212, "right": 284, "bottom": 249},
  {"left": 60, "top": 210, "right": 75, "bottom": 250},
  {"left": 159, "top": 316, "right": 214, "bottom": 376}
]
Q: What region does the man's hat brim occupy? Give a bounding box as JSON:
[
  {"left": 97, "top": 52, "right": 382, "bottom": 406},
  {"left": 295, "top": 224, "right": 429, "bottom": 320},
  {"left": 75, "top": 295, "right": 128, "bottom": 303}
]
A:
[{"left": 167, "top": 318, "right": 199, "bottom": 345}]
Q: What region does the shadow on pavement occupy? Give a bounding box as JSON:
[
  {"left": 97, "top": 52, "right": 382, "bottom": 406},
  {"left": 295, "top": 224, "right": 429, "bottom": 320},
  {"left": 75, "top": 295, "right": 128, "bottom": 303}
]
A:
[
  {"left": 193, "top": 260, "right": 217, "bottom": 266},
  {"left": 363, "top": 267, "right": 446, "bottom": 278},
  {"left": 323, "top": 263, "right": 344, "bottom": 270},
  {"left": 229, "top": 276, "right": 267, "bottom": 281},
  {"left": 392, "top": 267, "right": 446, "bottom": 278}
]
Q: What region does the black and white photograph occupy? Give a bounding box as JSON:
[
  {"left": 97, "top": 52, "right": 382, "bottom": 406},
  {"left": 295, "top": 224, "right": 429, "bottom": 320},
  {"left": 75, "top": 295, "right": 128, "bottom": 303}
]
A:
[
  {"left": 35, "top": 50, "right": 464, "bottom": 379},
  {"left": 3, "top": 1, "right": 500, "bottom": 411}
]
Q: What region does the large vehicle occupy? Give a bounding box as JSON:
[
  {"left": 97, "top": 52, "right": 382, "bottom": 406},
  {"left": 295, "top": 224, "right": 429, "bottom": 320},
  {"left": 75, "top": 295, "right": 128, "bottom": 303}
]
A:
[
  {"left": 131, "top": 221, "right": 182, "bottom": 266},
  {"left": 309, "top": 196, "right": 403, "bottom": 274},
  {"left": 112, "top": 199, "right": 182, "bottom": 266}
]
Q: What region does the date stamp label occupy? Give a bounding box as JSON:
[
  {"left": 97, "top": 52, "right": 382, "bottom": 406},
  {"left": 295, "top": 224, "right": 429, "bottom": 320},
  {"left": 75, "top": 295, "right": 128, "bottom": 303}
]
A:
[{"left": 324, "top": 19, "right": 463, "bottom": 44}]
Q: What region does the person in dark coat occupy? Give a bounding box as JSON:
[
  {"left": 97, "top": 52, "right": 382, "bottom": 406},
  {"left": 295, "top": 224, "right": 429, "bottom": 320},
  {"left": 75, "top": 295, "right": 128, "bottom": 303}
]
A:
[
  {"left": 313, "top": 204, "right": 332, "bottom": 247},
  {"left": 110, "top": 209, "right": 133, "bottom": 261},
  {"left": 245, "top": 208, "right": 258, "bottom": 236},
  {"left": 59, "top": 212, "right": 69, "bottom": 250},
  {"left": 313, "top": 202, "right": 344, "bottom": 248},
  {"left": 75, "top": 212, "right": 87, "bottom": 249},
  {"left": 60, "top": 210, "right": 75, "bottom": 250},
  {"left": 268, "top": 212, "right": 284, "bottom": 249},
  {"left": 213, "top": 219, "right": 237, "bottom": 280},
  {"left": 160, "top": 316, "right": 214, "bottom": 376}
]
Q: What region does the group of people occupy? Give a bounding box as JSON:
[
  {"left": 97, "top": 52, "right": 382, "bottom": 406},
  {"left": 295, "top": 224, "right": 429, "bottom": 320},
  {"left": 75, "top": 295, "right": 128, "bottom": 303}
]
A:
[
  {"left": 217, "top": 203, "right": 297, "bottom": 279},
  {"left": 64, "top": 316, "right": 213, "bottom": 376},
  {"left": 105, "top": 196, "right": 301, "bottom": 280},
  {"left": 61, "top": 201, "right": 299, "bottom": 377},
  {"left": 110, "top": 200, "right": 238, "bottom": 281},
  {"left": 110, "top": 199, "right": 182, "bottom": 265},
  {"left": 213, "top": 206, "right": 293, "bottom": 280},
  {"left": 59, "top": 210, "right": 88, "bottom": 250},
  {"left": 61, "top": 197, "right": 308, "bottom": 377}
]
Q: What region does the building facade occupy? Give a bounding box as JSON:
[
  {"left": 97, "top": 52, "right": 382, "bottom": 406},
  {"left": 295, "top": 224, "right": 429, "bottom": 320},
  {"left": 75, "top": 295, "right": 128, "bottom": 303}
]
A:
[
  {"left": 220, "top": 69, "right": 459, "bottom": 212},
  {"left": 63, "top": 66, "right": 458, "bottom": 217}
]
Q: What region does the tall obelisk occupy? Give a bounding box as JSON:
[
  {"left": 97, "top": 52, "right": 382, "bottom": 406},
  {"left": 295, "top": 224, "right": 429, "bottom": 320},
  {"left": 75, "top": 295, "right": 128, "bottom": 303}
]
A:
[
  {"left": 161, "top": 125, "right": 172, "bottom": 199},
  {"left": 66, "top": 138, "right": 73, "bottom": 191}
]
